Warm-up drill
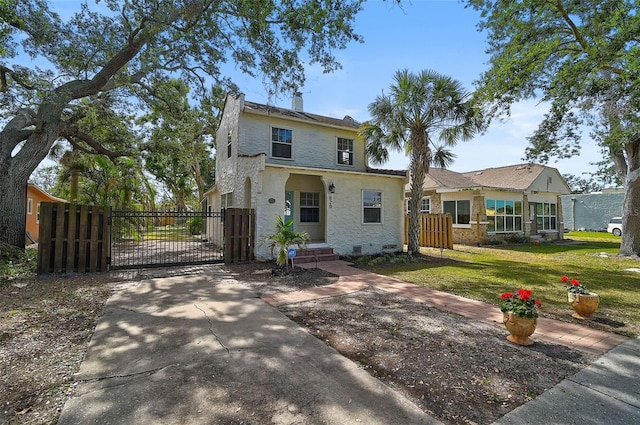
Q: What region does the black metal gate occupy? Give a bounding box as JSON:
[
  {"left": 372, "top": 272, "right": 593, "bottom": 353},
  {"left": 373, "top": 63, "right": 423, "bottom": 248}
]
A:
[{"left": 109, "top": 208, "right": 224, "bottom": 269}]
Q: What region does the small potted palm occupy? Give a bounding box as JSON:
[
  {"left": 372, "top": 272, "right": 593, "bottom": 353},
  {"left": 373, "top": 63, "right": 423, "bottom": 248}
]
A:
[
  {"left": 562, "top": 276, "right": 599, "bottom": 319},
  {"left": 260, "top": 216, "right": 310, "bottom": 270},
  {"left": 500, "top": 288, "right": 542, "bottom": 346}
]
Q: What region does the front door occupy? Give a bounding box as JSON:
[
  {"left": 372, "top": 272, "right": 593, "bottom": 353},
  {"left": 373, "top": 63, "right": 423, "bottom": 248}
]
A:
[{"left": 529, "top": 203, "right": 537, "bottom": 235}]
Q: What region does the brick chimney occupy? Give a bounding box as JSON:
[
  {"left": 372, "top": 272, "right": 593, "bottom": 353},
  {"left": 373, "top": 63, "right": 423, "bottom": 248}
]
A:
[{"left": 292, "top": 92, "right": 303, "bottom": 112}]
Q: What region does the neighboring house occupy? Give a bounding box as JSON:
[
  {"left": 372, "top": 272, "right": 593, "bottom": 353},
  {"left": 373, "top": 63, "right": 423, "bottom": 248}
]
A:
[
  {"left": 203, "top": 92, "right": 407, "bottom": 259},
  {"left": 408, "top": 164, "right": 571, "bottom": 245},
  {"left": 560, "top": 189, "right": 624, "bottom": 231},
  {"left": 25, "top": 183, "right": 67, "bottom": 244}
]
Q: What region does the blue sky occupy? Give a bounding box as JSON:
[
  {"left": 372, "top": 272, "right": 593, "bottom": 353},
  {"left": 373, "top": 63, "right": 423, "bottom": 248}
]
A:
[
  {"left": 40, "top": 0, "right": 601, "bottom": 178},
  {"left": 229, "top": 0, "right": 602, "bottom": 178}
]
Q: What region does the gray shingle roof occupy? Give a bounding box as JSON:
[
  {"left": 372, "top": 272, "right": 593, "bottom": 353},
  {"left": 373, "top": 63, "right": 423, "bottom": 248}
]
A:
[{"left": 243, "top": 100, "right": 360, "bottom": 130}]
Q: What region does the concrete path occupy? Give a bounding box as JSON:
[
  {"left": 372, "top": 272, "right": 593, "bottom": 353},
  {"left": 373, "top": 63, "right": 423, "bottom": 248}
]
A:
[{"left": 57, "top": 267, "right": 440, "bottom": 425}]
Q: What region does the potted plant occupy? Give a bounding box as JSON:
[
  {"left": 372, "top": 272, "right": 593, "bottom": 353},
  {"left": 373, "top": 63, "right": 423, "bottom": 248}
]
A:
[
  {"left": 562, "top": 276, "right": 599, "bottom": 319},
  {"left": 500, "top": 288, "right": 542, "bottom": 346},
  {"left": 260, "top": 216, "right": 310, "bottom": 270}
]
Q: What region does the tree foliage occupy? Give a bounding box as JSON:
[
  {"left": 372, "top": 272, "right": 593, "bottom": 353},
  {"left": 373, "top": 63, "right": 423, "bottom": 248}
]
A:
[
  {"left": 468, "top": 0, "right": 640, "bottom": 255},
  {"left": 360, "top": 69, "right": 481, "bottom": 255},
  {"left": 0, "top": 0, "right": 369, "bottom": 248}
]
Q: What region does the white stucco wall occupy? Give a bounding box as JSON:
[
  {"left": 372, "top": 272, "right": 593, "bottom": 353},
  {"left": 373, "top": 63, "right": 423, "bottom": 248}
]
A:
[{"left": 239, "top": 112, "right": 368, "bottom": 172}]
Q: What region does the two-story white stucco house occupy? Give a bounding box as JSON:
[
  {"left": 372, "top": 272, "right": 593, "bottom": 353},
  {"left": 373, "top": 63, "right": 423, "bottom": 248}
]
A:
[{"left": 203, "top": 92, "right": 407, "bottom": 260}]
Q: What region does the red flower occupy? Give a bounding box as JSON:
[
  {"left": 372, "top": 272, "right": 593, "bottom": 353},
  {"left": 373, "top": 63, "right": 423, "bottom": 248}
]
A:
[
  {"left": 561, "top": 276, "right": 569, "bottom": 282},
  {"left": 535, "top": 300, "right": 542, "bottom": 307},
  {"left": 517, "top": 288, "right": 532, "bottom": 301},
  {"left": 570, "top": 279, "right": 580, "bottom": 286},
  {"left": 501, "top": 292, "right": 513, "bottom": 299}
]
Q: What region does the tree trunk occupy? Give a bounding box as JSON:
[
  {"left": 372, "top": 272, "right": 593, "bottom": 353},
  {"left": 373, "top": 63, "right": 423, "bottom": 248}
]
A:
[
  {"left": 0, "top": 169, "right": 28, "bottom": 250},
  {"left": 407, "top": 161, "right": 426, "bottom": 255},
  {"left": 620, "top": 172, "right": 640, "bottom": 256},
  {"left": 619, "top": 139, "right": 640, "bottom": 256}
]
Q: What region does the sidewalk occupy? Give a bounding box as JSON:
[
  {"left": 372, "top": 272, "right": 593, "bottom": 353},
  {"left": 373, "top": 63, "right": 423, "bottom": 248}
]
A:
[{"left": 263, "top": 260, "right": 640, "bottom": 424}]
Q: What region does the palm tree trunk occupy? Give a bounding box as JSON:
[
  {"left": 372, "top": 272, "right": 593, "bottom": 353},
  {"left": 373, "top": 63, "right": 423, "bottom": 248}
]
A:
[{"left": 408, "top": 161, "right": 426, "bottom": 255}]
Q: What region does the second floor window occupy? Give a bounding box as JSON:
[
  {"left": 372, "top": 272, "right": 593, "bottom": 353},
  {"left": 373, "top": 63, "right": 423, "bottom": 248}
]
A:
[
  {"left": 272, "top": 127, "right": 292, "bottom": 159},
  {"left": 337, "top": 137, "right": 353, "bottom": 165}
]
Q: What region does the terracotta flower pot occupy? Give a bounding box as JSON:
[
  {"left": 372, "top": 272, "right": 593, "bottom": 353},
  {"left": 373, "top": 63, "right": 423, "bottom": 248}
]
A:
[
  {"left": 503, "top": 312, "right": 537, "bottom": 346},
  {"left": 570, "top": 293, "right": 599, "bottom": 319}
]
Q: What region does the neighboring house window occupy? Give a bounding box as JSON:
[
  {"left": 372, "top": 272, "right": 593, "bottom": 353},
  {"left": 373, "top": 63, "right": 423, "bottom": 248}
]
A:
[
  {"left": 363, "top": 190, "right": 382, "bottom": 223},
  {"left": 486, "top": 199, "right": 523, "bottom": 232},
  {"left": 27, "top": 198, "right": 33, "bottom": 215},
  {"left": 443, "top": 200, "right": 470, "bottom": 225},
  {"left": 36, "top": 202, "right": 41, "bottom": 223},
  {"left": 271, "top": 127, "right": 292, "bottom": 159},
  {"left": 337, "top": 137, "right": 354, "bottom": 165},
  {"left": 221, "top": 192, "right": 234, "bottom": 208},
  {"left": 299, "top": 192, "right": 320, "bottom": 223},
  {"left": 536, "top": 202, "right": 557, "bottom": 230},
  {"left": 406, "top": 197, "right": 430, "bottom": 213}
]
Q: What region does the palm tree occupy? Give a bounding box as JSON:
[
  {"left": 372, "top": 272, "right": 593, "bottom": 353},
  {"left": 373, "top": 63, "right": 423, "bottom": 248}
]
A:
[
  {"left": 360, "top": 69, "right": 482, "bottom": 255},
  {"left": 260, "top": 216, "right": 310, "bottom": 269}
]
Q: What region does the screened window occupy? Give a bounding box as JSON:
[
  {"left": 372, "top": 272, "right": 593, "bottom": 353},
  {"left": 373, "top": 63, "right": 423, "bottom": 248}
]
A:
[
  {"left": 36, "top": 203, "right": 41, "bottom": 223},
  {"left": 443, "top": 200, "right": 470, "bottom": 225},
  {"left": 486, "top": 199, "right": 523, "bottom": 232},
  {"left": 27, "top": 198, "right": 33, "bottom": 215},
  {"left": 300, "top": 192, "right": 320, "bottom": 223},
  {"left": 221, "top": 192, "right": 234, "bottom": 208},
  {"left": 363, "top": 190, "right": 382, "bottom": 223},
  {"left": 271, "top": 127, "right": 292, "bottom": 159},
  {"left": 406, "top": 197, "right": 430, "bottom": 213},
  {"left": 536, "top": 202, "right": 557, "bottom": 230},
  {"left": 337, "top": 137, "right": 354, "bottom": 165}
]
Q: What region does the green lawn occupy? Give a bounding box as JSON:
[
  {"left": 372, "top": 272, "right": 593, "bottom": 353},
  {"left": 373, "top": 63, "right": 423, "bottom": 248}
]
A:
[{"left": 364, "top": 232, "right": 640, "bottom": 337}]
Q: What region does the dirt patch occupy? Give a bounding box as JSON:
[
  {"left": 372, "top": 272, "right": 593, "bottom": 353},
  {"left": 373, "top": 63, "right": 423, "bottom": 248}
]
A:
[
  {"left": 228, "top": 261, "right": 596, "bottom": 425},
  {"left": 1, "top": 261, "right": 595, "bottom": 425}
]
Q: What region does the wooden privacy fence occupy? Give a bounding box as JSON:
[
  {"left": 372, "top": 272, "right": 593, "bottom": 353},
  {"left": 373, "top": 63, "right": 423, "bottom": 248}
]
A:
[
  {"left": 224, "top": 208, "right": 255, "bottom": 263},
  {"left": 405, "top": 213, "right": 453, "bottom": 249},
  {"left": 38, "top": 202, "right": 110, "bottom": 274}
]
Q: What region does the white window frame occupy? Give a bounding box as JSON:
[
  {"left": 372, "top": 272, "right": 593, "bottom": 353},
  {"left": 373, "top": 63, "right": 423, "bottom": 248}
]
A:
[
  {"left": 536, "top": 202, "right": 557, "bottom": 231},
  {"left": 299, "top": 192, "right": 320, "bottom": 223},
  {"left": 406, "top": 197, "right": 430, "bottom": 213},
  {"left": 27, "top": 198, "right": 33, "bottom": 215},
  {"left": 336, "top": 137, "right": 354, "bottom": 166},
  {"left": 362, "top": 190, "right": 383, "bottom": 224},
  {"left": 221, "top": 192, "right": 234, "bottom": 208},
  {"left": 486, "top": 199, "right": 523, "bottom": 233},
  {"left": 443, "top": 199, "right": 471, "bottom": 225},
  {"left": 36, "top": 202, "right": 41, "bottom": 224},
  {"left": 271, "top": 127, "right": 293, "bottom": 160}
]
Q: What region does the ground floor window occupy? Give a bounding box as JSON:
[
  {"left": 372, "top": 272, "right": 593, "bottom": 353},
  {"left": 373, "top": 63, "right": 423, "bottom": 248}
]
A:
[
  {"left": 363, "top": 190, "right": 382, "bottom": 223},
  {"left": 536, "top": 202, "right": 557, "bottom": 230},
  {"left": 443, "top": 200, "right": 470, "bottom": 224},
  {"left": 406, "top": 197, "right": 430, "bottom": 213},
  {"left": 486, "top": 199, "right": 523, "bottom": 232},
  {"left": 299, "top": 192, "right": 320, "bottom": 223},
  {"left": 221, "top": 192, "right": 234, "bottom": 208}
]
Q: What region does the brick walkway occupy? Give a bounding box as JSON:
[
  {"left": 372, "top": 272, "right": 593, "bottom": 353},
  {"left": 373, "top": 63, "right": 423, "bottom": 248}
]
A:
[{"left": 262, "top": 260, "right": 628, "bottom": 356}]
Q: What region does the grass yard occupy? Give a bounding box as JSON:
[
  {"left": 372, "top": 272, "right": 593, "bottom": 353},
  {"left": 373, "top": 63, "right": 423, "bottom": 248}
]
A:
[{"left": 363, "top": 232, "right": 640, "bottom": 337}]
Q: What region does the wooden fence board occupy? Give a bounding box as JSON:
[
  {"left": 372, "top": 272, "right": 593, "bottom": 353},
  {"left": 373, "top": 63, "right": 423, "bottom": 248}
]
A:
[
  {"left": 37, "top": 202, "right": 110, "bottom": 274},
  {"left": 224, "top": 208, "right": 255, "bottom": 263},
  {"left": 405, "top": 213, "right": 453, "bottom": 250}
]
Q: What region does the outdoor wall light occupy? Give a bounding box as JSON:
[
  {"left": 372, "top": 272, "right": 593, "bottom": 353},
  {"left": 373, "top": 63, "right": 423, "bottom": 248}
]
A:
[{"left": 328, "top": 183, "right": 336, "bottom": 194}]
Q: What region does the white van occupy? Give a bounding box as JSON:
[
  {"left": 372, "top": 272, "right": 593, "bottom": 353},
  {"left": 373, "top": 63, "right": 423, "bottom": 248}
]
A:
[{"left": 607, "top": 217, "right": 622, "bottom": 236}]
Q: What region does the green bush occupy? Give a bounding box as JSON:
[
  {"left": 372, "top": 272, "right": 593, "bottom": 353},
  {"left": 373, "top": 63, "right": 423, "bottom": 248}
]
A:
[{"left": 186, "top": 216, "right": 203, "bottom": 235}]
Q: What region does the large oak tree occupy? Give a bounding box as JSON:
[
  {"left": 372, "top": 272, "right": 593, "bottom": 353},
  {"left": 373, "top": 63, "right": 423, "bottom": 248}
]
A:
[
  {"left": 469, "top": 0, "right": 640, "bottom": 255},
  {"left": 0, "top": 0, "right": 368, "bottom": 249}
]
